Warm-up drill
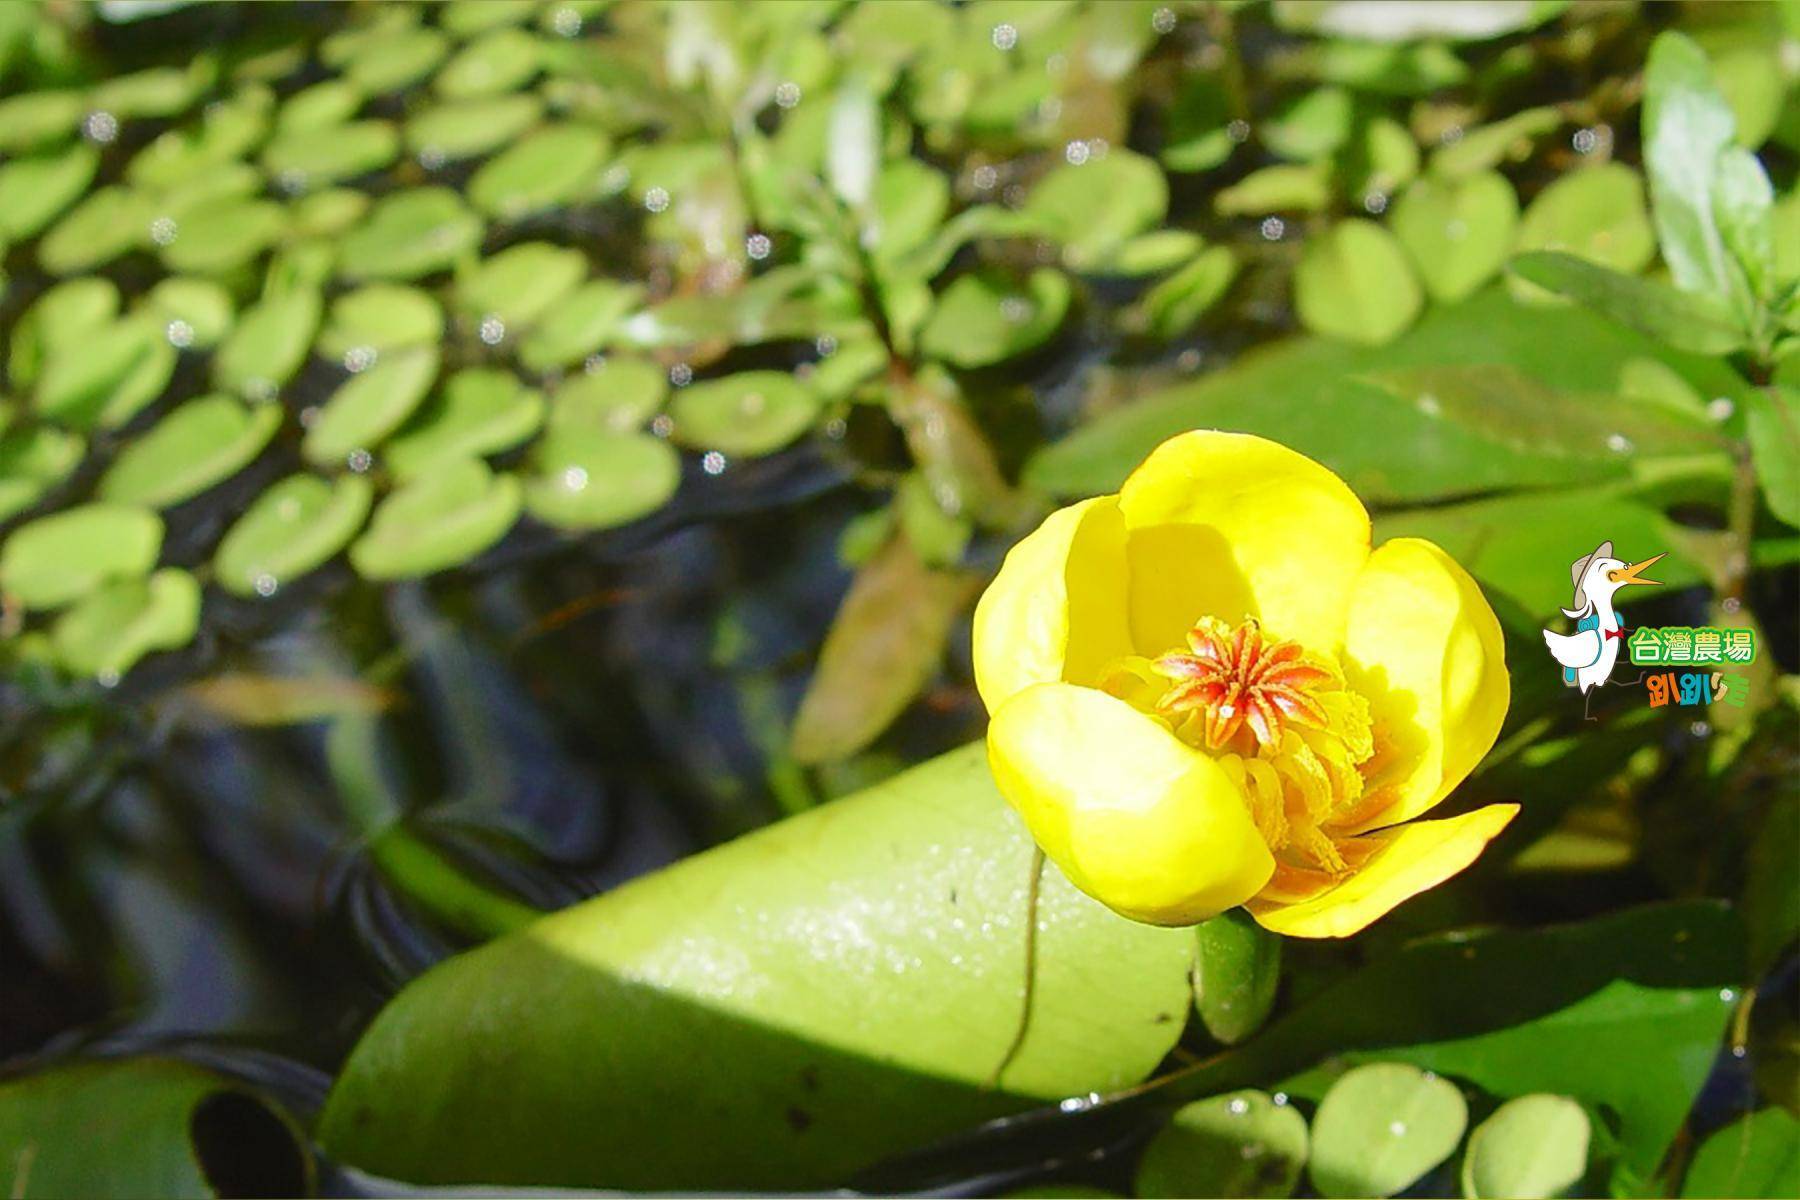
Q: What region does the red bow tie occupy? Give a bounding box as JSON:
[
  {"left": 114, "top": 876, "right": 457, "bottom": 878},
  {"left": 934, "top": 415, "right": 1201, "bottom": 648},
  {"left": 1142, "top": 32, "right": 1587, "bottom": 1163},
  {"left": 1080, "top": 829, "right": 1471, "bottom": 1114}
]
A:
[{"left": 1603, "top": 626, "right": 1626, "bottom": 641}]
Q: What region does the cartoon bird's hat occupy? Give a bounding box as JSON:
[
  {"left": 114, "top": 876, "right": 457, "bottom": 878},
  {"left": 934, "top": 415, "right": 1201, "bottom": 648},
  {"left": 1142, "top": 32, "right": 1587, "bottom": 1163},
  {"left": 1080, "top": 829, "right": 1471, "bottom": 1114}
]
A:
[{"left": 1567, "top": 540, "right": 1612, "bottom": 612}]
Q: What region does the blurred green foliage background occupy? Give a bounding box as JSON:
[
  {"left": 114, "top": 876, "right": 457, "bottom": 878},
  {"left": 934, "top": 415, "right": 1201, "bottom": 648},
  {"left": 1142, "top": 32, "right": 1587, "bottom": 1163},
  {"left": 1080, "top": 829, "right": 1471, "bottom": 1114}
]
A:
[{"left": 0, "top": 1, "right": 1795, "bottom": 1197}]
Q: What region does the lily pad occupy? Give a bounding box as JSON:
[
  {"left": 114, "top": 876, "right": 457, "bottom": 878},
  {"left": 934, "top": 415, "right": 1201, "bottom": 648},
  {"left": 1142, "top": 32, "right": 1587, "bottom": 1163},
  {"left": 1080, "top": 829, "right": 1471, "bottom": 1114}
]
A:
[
  {"left": 1308, "top": 1063, "right": 1468, "bottom": 1198},
  {"left": 1293, "top": 219, "right": 1423, "bottom": 345},
  {"left": 99, "top": 394, "right": 283, "bottom": 508},
  {"left": 918, "top": 269, "right": 1072, "bottom": 367},
  {"left": 1390, "top": 171, "right": 1519, "bottom": 302},
  {"left": 0, "top": 425, "right": 84, "bottom": 522},
  {"left": 51, "top": 568, "right": 201, "bottom": 679},
  {"left": 468, "top": 124, "right": 608, "bottom": 218},
  {"left": 302, "top": 348, "right": 441, "bottom": 467},
  {"left": 337, "top": 188, "right": 484, "bottom": 280},
  {"left": 455, "top": 241, "right": 587, "bottom": 332},
  {"left": 1, "top": 503, "right": 162, "bottom": 611},
  {"left": 212, "top": 288, "right": 322, "bottom": 400},
  {"left": 670, "top": 370, "right": 820, "bottom": 457},
  {"left": 435, "top": 28, "right": 543, "bottom": 99},
  {"left": 516, "top": 278, "right": 643, "bottom": 371},
  {"left": 550, "top": 358, "right": 668, "bottom": 433},
  {"left": 348, "top": 459, "right": 522, "bottom": 580},
  {"left": 523, "top": 427, "right": 681, "bottom": 531},
  {"left": 35, "top": 315, "right": 176, "bottom": 429},
  {"left": 261, "top": 120, "right": 400, "bottom": 190},
  {"left": 406, "top": 93, "right": 544, "bottom": 162},
  {"left": 143, "top": 277, "right": 235, "bottom": 348},
  {"left": 318, "top": 285, "right": 445, "bottom": 363},
  {"left": 214, "top": 473, "right": 374, "bottom": 597},
  {"left": 1135, "top": 1091, "right": 1309, "bottom": 1200},
  {"left": 0, "top": 142, "right": 99, "bottom": 241},
  {"left": 1460, "top": 1094, "right": 1591, "bottom": 1199},
  {"left": 38, "top": 186, "right": 150, "bottom": 274},
  {"left": 385, "top": 369, "right": 545, "bottom": 479}
]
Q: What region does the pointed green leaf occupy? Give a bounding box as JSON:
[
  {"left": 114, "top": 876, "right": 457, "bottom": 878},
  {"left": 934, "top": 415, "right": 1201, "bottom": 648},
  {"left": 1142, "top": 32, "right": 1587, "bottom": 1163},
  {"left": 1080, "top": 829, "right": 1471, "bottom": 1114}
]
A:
[
  {"left": 99, "top": 395, "right": 282, "bottom": 509},
  {"left": 1508, "top": 252, "right": 1745, "bottom": 355}
]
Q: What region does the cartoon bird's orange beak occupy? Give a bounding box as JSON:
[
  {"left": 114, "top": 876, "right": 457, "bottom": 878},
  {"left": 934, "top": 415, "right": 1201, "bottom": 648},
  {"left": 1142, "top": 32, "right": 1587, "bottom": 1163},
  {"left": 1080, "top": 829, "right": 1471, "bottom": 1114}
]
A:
[{"left": 1608, "top": 554, "right": 1665, "bottom": 587}]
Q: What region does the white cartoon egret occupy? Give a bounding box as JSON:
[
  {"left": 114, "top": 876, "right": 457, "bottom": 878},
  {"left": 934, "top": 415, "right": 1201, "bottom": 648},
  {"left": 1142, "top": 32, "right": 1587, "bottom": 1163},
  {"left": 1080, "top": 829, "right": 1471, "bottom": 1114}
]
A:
[{"left": 1542, "top": 540, "right": 1664, "bottom": 717}]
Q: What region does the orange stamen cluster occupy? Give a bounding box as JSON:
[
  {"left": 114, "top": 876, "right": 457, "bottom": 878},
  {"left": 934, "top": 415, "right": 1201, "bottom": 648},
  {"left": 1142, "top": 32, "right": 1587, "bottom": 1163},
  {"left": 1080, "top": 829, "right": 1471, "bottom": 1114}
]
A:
[{"left": 1152, "top": 618, "right": 1333, "bottom": 750}]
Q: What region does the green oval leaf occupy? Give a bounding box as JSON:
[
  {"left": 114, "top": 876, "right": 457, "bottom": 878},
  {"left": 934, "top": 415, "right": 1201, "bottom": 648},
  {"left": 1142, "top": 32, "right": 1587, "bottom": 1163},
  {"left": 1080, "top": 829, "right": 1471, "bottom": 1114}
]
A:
[
  {"left": 338, "top": 188, "right": 484, "bottom": 281},
  {"left": 1391, "top": 171, "right": 1519, "bottom": 303},
  {"left": 1, "top": 503, "right": 162, "bottom": 611},
  {"left": 549, "top": 357, "right": 669, "bottom": 434},
  {"left": 405, "top": 93, "right": 543, "bottom": 163},
  {"left": 275, "top": 78, "right": 365, "bottom": 134},
  {"left": 919, "top": 269, "right": 1072, "bottom": 367},
  {"left": 1308, "top": 1063, "right": 1468, "bottom": 1198},
  {"left": 385, "top": 369, "right": 545, "bottom": 480},
  {"left": 318, "top": 284, "right": 445, "bottom": 365},
  {"left": 214, "top": 473, "right": 374, "bottom": 598},
  {"left": 99, "top": 394, "right": 282, "bottom": 509},
  {"left": 344, "top": 26, "right": 450, "bottom": 95},
  {"left": 0, "top": 142, "right": 98, "bottom": 241},
  {"left": 0, "top": 425, "right": 84, "bottom": 523},
  {"left": 261, "top": 119, "right": 400, "bottom": 190},
  {"left": 1460, "top": 1094, "right": 1591, "bottom": 1200},
  {"left": 1192, "top": 909, "right": 1281, "bottom": 1045},
  {"left": 516, "top": 278, "right": 643, "bottom": 372},
  {"left": 0, "top": 89, "right": 85, "bottom": 152},
  {"left": 143, "top": 277, "right": 235, "bottom": 348},
  {"left": 9, "top": 277, "right": 120, "bottom": 389},
  {"left": 348, "top": 459, "right": 521, "bottom": 580},
  {"left": 468, "top": 124, "right": 608, "bottom": 218},
  {"left": 1515, "top": 163, "right": 1656, "bottom": 278},
  {"left": 1682, "top": 1108, "right": 1800, "bottom": 1199},
  {"left": 455, "top": 241, "right": 587, "bottom": 332},
  {"left": 435, "top": 27, "right": 543, "bottom": 99},
  {"left": 1023, "top": 148, "right": 1168, "bottom": 272},
  {"left": 316, "top": 743, "right": 1194, "bottom": 1190},
  {"left": 670, "top": 370, "right": 819, "bottom": 457},
  {"left": 156, "top": 195, "right": 287, "bottom": 274},
  {"left": 35, "top": 315, "right": 176, "bottom": 429},
  {"left": 1294, "top": 219, "right": 1423, "bottom": 345},
  {"left": 38, "top": 186, "right": 150, "bottom": 274},
  {"left": 212, "top": 288, "right": 322, "bottom": 400},
  {"left": 523, "top": 427, "right": 680, "bottom": 531},
  {"left": 1135, "top": 1091, "right": 1309, "bottom": 1200},
  {"left": 51, "top": 568, "right": 200, "bottom": 679},
  {"left": 303, "top": 347, "right": 442, "bottom": 467}
]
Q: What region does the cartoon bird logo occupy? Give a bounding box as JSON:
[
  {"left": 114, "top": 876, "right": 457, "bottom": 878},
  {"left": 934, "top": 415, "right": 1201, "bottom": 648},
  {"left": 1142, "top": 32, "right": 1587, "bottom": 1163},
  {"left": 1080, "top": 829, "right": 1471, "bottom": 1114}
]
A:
[{"left": 1542, "top": 540, "right": 1663, "bottom": 713}]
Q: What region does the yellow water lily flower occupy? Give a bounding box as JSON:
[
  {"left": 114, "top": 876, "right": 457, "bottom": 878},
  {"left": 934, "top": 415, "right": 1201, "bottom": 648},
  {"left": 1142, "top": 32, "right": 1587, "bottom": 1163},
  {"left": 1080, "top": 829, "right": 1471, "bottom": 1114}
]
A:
[{"left": 974, "top": 430, "right": 1515, "bottom": 937}]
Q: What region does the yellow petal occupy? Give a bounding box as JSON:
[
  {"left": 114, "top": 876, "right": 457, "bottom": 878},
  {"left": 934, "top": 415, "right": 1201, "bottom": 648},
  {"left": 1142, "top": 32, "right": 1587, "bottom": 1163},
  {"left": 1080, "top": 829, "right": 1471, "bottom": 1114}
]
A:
[
  {"left": 987, "top": 682, "right": 1274, "bottom": 926},
  {"left": 972, "top": 496, "right": 1134, "bottom": 715},
  {"left": 1249, "top": 803, "right": 1519, "bottom": 938},
  {"left": 1116, "top": 431, "right": 1371, "bottom": 655},
  {"left": 1336, "top": 537, "right": 1510, "bottom": 833}
]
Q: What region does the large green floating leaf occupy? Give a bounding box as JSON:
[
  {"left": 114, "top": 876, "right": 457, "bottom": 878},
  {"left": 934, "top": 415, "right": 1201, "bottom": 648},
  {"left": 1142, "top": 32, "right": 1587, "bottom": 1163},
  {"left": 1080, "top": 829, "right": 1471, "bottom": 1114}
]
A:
[
  {"left": 1, "top": 504, "right": 162, "bottom": 611},
  {"left": 468, "top": 123, "right": 608, "bottom": 218},
  {"left": 1391, "top": 172, "right": 1518, "bottom": 303},
  {"left": 1681, "top": 1108, "right": 1800, "bottom": 1199},
  {"left": 386, "top": 368, "right": 545, "bottom": 479},
  {"left": 303, "top": 347, "right": 442, "bottom": 467},
  {"left": 1460, "top": 1094, "right": 1590, "bottom": 1200},
  {"left": 1294, "top": 219, "right": 1422, "bottom": 345},
  {"left": 670, "top": 370, "right": 820, "bottom": 457},
  {"left": 99, "top": 394, "right": 282, "bottom": 509},
  {"left": 51, "top": 568, "right": 200, "bottom": 679},
  {"left": 523, "top": 427, "right": 681, "bottom": 531},
  {"left": 1025, "top": 287, "right": 1747, "bottom": 503},
  {"left": 214, "top": 473, "right": 374, "bottom": 598},
  {"left": 349, "top": 459, "right": 522, "bottom": 580},
  {"left": 1308, "top": 1063, "right": 1467, "bottom": 1198},
  {"left": 405, "top": 93, "right": 543, "bottom": 162},
  {"left": 0, "top": 426, "right": 84, "bottom": 523},
  {"left": 318, "top": 743, "right": 1194, "bottom": 1190},
  {"left": 318, "top": 284, "right": 445, "bottom": 362},
  {"left": 337, "top": 187, "right": 484, "bottom": 281},
  {"left": 212, "top": 288, "right": 322, "bottom": 400},
  {"left": 516, "top": 278, "right": 642, "bottom": 371},
  {"left": 919, "top": 269, "right": 1071, "bottom": 368},
  {"left": 0, "top": 142, "right": 98, "bottom": 241},
  {"left": 1134, "top": 1091, "right": 1308, "bottom": 1200},
  {"left": 0, "top": 1057, "right": 313, "bottom": 1199},
  {"left": 455, "top": 241, "right": 587, "bottom": 332}
]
